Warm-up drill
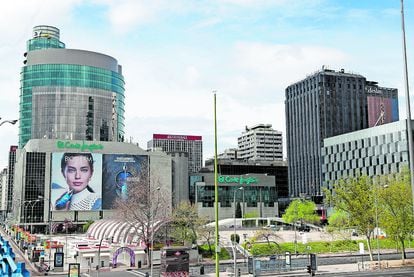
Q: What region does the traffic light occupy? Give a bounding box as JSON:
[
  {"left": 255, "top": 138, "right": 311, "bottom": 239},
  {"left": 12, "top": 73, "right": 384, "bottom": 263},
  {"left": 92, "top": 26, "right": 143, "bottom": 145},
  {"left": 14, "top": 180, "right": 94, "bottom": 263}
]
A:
[{"left": 307, "top": 265, "right": 311, "bottom": 274}]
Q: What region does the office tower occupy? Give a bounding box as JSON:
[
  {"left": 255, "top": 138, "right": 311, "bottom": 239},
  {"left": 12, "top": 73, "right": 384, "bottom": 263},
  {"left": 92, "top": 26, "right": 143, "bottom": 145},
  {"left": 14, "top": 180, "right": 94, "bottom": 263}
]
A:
[
  {"left": 0, "top": 168, "right": 7, "bottom": 220},
  {"left": 19, "top": 25, "right": 125, "bottom": 147},
  {"left": 147, "top": 134, "right": 203, "bottom": 174},
  {"left": 237, "top": 124, "right": 283, "bottom": 161},
  {"left": 285, "top": 67, "right": 399, "bottom": 197},
  {"left": 6, "top": 146, "right": 17, "bottom": 214}
]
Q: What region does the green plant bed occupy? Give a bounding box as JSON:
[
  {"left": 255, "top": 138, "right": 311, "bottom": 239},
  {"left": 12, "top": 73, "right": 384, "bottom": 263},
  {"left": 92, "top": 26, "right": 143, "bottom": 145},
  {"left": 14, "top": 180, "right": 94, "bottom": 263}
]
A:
[
  {"left": 245, "top": 238, "right": 414, "bottom": 256},
  {"left": 198, "top": 244, "right": 231, "bottom": 260}
]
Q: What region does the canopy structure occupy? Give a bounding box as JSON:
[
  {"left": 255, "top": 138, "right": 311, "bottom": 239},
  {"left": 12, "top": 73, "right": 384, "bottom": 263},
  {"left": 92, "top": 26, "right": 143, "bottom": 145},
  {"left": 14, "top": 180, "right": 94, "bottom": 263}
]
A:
[{"left": 87, "top": 219, "right": 167, "bottom": 244}]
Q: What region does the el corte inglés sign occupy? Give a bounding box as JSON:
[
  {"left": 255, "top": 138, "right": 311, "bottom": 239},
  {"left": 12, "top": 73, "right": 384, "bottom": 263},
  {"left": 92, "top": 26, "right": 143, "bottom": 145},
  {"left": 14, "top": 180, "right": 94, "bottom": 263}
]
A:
[
  {"left": 218, "top": 175, "right": 258, "bottom": 185},
  {"left": 57, "top": 140, "right": 104, "bottom": 152}
]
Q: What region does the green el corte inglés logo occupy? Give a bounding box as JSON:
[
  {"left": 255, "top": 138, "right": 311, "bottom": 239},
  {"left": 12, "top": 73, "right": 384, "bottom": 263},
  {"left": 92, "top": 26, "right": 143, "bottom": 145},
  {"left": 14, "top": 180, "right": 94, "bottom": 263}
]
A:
[
  {"left": 217, "top": 175, "right": 258, "bottom": 185},
  {"left": 56, "top": 140, "right": 104, "bottom": 152}
]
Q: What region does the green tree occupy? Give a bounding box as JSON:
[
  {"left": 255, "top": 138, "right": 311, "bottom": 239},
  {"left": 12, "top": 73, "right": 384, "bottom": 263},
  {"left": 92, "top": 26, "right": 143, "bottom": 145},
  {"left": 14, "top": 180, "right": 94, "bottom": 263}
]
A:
[
  {"left": 235, "top": 202, "right": 242, "bottom": 218},
  {"left": 327, "top": 210, "right": 349, "bottom": 230},
  {"left": 82, "top": 220, "right": 94, "bottom": 233},
  {"left": 171, "top": 201, "right": 205, "bottom": 245},
  {"left": 282, "top": 199, "right": 319, "bottom": 226},
  {"left": 325, "top": 175, "right": 377, "bottom": 261},
  {"left": 230, "top": 233, "right": 240, "bottom": 243},
  {"left": 378, "top": 170, "right": 414, "bottom": 262},
  {"left": 324, "top": 210, "right": 350, "bottom": 253}
]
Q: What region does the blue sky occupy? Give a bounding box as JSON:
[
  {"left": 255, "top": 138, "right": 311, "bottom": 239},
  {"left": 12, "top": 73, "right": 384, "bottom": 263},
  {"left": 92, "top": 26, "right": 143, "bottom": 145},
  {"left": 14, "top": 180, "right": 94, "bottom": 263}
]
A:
[{"left": 0, "top": 0, "right": 413, "bottom": 168}]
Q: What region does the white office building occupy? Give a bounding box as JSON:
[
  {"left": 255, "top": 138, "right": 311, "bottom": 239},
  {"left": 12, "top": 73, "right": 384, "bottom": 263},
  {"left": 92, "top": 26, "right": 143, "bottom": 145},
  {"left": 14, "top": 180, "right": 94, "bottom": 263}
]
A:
[{"left": 237, "top": 124, "right": 283, "bottom": 161}]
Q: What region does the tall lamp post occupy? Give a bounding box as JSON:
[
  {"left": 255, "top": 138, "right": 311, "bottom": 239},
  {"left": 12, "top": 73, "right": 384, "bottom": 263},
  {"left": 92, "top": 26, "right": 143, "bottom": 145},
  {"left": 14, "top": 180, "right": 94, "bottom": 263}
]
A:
[
  {"left": 22, "top": 200, "right": 32, "bottom": 230},
  {"left": 38, "top": 195, "right": 53, "bottom": 270},
  {"left": 150, "top": 187, "right": 161, "bottom": 277},
  {"left": 400, "top": 0, "right": 414, "bottom": 216},
  {"left": 374, "top": 183, "right": 388, "bottom": 270},
  {"left": 233, "top": 187, "right": 243, "bottom": 276},
  {"left": 97, "top": 236, "right": 112, "bottom": 277},
  {"left": 374, "top": 183, "right": 381, "bottom": 269},
  {"left": 29, "top": 199, "right": 41, "bottom": 234}
]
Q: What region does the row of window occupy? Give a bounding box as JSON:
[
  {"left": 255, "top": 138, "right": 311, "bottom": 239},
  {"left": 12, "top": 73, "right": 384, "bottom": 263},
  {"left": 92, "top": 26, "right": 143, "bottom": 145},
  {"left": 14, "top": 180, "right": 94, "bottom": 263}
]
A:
[
  {"left": 324, "top": 132, "right": 405, "bottom": 154},
  {"left": 324, "top": 143, "right": 407, "bottom": 162},
  {"left": 323, "top": 153, "right": 408, "bottom": 172},
  {"left": 23, "top": 70, "right": 124, "bottom": 86},
  {"left": 324, "top": 162, "right": 407, "bottom": 184},
  {"left": 27, "top": 37, "right": 65, "bottom": 51}
]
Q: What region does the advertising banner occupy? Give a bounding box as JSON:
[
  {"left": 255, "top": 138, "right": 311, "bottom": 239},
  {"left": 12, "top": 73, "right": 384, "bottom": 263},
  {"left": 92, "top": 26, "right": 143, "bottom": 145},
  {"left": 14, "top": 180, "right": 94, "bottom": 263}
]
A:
[
  {"left": 51, "top": 152, "right": 102, "bottom": 211},
  {"left": 102, "top": 154, "right": 148, "bottom": 209},
  {"left": 54, "top": 252, "right": 64, "bottom": 268}
]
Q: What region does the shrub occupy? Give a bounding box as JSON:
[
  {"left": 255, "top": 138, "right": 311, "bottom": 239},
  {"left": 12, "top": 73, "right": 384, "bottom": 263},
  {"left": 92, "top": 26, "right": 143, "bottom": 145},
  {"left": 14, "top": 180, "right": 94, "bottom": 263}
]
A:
[{"left": 231, "top": 234, "right": 240, "bottom": 243}]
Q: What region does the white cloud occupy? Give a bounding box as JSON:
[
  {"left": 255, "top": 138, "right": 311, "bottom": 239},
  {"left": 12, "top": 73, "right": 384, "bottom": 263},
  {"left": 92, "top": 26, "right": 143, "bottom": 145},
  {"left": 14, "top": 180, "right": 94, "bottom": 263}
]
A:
[
  {"left": 106, "top": 0, "right": 158, "bottom": 33},
  {"left": 119, "top": 40, "right": 348, "bottom": 161}
]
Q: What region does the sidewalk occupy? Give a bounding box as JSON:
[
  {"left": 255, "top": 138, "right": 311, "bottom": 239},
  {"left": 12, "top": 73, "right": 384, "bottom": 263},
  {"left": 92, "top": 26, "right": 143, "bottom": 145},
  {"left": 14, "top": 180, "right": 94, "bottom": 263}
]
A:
[
  {"left": 204, "top": 258, "right": 414, "bottom": 277},
  {"left": 0, "top": 226, "right": 41, "bottom": 275},
  {"left": 202, "top": 261, "right": 360, "bottom": 276}
]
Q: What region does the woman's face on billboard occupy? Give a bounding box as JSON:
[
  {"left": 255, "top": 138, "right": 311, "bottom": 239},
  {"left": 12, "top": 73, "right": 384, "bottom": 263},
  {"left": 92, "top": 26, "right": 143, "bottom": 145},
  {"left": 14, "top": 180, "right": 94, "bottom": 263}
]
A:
[{"left": 63, "top": 155, "right": 93, "bottom": 193}]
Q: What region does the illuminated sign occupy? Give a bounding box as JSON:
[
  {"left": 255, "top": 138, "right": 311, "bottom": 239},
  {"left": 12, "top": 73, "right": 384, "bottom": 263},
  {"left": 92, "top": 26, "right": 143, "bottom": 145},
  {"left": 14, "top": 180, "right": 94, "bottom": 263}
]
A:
[
  {"left": 56, "top": 140, "right": 103, "bottom": 152},
  {"left": 218, "top": 175, "right": 258, "bottom": 185}
]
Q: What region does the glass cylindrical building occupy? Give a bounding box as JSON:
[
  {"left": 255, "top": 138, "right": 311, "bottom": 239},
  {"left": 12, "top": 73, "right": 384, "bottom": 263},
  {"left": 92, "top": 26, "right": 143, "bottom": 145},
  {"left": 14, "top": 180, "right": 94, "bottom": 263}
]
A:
[{"left": 19, "top": 25, "right": 125, "bottom": 147}]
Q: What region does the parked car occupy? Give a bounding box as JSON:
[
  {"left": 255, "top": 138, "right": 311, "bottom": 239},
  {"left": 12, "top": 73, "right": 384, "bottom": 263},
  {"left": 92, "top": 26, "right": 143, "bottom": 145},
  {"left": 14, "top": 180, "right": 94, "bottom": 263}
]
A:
[{"left": 263, "top": 224, "right": 277, "bottom": 230}]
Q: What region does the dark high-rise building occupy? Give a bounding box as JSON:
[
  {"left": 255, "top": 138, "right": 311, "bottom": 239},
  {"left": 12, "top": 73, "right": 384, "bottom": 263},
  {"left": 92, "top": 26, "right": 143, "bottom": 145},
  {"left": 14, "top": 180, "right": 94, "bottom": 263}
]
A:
[
  {"left": 19, "top": 25, "right": 125, "bottom": 148},
  {"left": 6, "top": 146, "right": 17, "bottom": 214},
  {"left": 285, "top": 67, "right": 398, "bottom": 197}
]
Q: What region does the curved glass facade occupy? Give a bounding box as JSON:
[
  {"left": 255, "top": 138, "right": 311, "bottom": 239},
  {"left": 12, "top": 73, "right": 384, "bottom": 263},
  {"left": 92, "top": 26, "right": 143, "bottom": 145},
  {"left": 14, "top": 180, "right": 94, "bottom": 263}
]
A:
[{"left": 19, "top": 26, "right": 125, "bottom": 147}]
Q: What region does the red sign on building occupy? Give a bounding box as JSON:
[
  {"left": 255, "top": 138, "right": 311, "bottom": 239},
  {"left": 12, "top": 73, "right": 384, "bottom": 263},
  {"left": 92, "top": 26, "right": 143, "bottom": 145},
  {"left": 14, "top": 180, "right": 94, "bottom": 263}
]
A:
[{"left": 153, "top": 134, "right": 202, "bottom": 141}]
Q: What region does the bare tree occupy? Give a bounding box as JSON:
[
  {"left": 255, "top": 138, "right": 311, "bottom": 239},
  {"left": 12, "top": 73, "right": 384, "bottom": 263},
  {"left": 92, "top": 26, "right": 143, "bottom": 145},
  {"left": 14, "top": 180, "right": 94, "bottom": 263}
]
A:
[
  {"left": 198, "top": 225, "right": 215, "bottom": 255},
  {"left": 252, "top": 229, "right": 283, "bottom": 253},
  {"left": 113, "top": 161, "right": 170, "bottom": 265}
]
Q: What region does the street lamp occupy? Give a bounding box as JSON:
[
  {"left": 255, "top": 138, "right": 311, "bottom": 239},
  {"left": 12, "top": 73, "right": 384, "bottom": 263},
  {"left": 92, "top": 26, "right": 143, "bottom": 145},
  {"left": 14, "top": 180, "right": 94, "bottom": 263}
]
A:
[
  {"left": 150, "top": 186, "right": 161, "bottom": 277},
  {"left": 22, "top": 200, "right": 32, "bottom": 230},
  {"left": 38, "top": 195, "right": 53, "bottom": 271},
  {"left": 29, "top": 199, "right": 41, "bottom": 234},
  {"left": 374, "top": 183, "right": 388, "bottom": 270},
  {"left": 233, "top": 186, "right": 243, "bottom": 276},
  {"left": 374, "top": 184, "right": 380, "bottom": 269},
  {"left": 97, "top": 236, "right": 112, "bottom": 277}
]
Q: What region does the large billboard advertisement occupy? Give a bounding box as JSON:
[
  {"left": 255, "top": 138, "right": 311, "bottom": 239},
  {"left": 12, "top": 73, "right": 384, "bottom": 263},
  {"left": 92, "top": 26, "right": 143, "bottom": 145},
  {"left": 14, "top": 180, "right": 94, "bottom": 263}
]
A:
[
  {"left": 367, "top": 96, "right": 398, "bottom": 127},
  {"left": 51, "top": 153, "right": 148, "bottom": 211},
  {"left": 102, "top": 154, "right": 148, "bottom": 209},
  {"left": 51, "top": 153, "right": 102, "bottom": 211}
]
